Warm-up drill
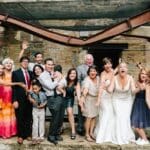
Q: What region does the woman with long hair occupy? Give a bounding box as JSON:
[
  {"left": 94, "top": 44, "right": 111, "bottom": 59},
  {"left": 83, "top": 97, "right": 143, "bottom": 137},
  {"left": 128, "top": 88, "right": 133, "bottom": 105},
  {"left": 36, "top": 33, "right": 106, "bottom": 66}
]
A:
[
  {"left": 131, "top": 68, "right": 150, "bottom": 145},
  {"left": 95, "top": 57, "right": 115, "bottom": 143},
  {"left": 65, "top": 68, "right": 80, "bottom": 139}
]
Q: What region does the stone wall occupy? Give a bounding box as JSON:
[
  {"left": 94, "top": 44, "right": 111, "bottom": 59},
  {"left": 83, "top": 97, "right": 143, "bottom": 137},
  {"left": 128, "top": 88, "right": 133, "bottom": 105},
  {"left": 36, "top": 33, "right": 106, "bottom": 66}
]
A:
[{"left": 0, "top": 26, "right": 150, "bottom": 78}]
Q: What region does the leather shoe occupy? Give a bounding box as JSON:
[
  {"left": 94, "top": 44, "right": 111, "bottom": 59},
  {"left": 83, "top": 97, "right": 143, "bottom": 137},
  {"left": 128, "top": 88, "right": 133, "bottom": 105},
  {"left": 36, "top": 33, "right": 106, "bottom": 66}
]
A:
[
  {"left": 17, "top": 137, "right": 23, "bottom": 144},
  {"left": 26, "top": 137, "right": 32, "bottom": 141},
  {"left": 47, "top": 136, "right": 58, "bottom": 145},
  {"left": 55, "top": 135, "right": 63, "bottom": 141}
]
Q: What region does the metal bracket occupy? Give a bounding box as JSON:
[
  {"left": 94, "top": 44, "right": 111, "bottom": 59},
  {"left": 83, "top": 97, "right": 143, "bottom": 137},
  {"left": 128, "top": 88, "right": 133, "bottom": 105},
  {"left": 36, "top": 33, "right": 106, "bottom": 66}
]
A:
[
  {"left": 3, "top": 14, "right": 9, "bottom": 22},
  {"left": 126, "top": 19, "right": 132, "bottom": 30}
]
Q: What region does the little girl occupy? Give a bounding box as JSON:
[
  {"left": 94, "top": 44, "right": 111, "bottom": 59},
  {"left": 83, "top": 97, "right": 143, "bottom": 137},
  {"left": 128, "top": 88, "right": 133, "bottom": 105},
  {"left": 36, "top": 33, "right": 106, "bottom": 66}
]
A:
[{"left": 29, "top": 80, "right": 47, "bottom": 144}]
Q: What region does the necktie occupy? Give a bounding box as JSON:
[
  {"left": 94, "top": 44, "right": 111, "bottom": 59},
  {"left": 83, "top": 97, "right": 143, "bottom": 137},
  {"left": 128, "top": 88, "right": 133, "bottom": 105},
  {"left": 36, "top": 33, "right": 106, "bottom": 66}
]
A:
[{"left": 25, "top": 70, "right": 30, "bottom": 89}]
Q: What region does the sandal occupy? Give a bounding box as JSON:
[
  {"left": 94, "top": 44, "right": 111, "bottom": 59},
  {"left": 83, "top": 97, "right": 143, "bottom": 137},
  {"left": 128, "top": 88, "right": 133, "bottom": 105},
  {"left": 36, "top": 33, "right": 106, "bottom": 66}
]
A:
[
  {"left": 90, "top": 135, "right": 96, "bottom": 141},
  {"left": 85, "top": 136, "right": 94, "bottom": 142},
  {"left": 70, "top": 133, "right": 76, "bottom": 140}
]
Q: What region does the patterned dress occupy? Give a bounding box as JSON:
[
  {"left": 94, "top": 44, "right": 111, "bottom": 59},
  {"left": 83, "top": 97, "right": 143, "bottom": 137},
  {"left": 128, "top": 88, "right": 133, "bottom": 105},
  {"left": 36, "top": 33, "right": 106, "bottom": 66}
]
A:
[{"left": 0, "top": 74, "right": 17, "bottom": 138}]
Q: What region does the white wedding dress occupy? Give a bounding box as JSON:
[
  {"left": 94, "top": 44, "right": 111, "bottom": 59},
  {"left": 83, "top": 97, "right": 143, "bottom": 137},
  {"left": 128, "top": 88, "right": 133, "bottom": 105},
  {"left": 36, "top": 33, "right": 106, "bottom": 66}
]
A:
[
  {"left": 95, "top": 80, "right": 115, "bottom": 143},
  {"left": 112, "top": 76, "right": 135, "bottom": 145}
]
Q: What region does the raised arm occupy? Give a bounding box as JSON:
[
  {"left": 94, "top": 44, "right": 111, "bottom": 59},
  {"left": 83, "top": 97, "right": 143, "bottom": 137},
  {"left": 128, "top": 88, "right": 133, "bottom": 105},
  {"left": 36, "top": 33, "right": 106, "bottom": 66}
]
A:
[{"left": 18, "top": 41, "right": 28, "bottom": 60}]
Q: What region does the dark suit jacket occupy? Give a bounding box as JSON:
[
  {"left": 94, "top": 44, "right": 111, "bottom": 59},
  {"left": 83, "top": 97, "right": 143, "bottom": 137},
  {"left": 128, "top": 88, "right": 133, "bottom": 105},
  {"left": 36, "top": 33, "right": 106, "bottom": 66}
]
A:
[
  {"left": 12, "top": 68, "right": 33, "bottom": 103},
  {"left": 12, "top": 68, "right": 33, "bottom": 138}
]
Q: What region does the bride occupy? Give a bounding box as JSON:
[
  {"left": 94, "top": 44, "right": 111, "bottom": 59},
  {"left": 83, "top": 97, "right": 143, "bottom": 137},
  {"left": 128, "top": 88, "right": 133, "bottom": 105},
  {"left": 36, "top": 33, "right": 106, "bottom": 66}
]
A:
[
  {"left": 107, "top": 62, "right": 135, "bottom": 145},
  {"left": 95, "top": 57, "right": 116, "bottom": 143}
]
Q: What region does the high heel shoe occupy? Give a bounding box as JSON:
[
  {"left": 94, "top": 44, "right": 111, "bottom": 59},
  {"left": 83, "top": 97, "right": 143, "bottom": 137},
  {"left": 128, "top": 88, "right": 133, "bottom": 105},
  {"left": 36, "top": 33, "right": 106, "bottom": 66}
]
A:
[{"left": 70, "top": 133, "right": 76, "bottom": 140}]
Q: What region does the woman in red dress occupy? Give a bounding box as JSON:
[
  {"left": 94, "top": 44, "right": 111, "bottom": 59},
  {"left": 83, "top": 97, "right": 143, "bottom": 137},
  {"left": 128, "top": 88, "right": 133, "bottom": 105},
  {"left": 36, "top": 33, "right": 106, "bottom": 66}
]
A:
[{"left": 0, "top": 58, "right": 25, "bottom": 138}]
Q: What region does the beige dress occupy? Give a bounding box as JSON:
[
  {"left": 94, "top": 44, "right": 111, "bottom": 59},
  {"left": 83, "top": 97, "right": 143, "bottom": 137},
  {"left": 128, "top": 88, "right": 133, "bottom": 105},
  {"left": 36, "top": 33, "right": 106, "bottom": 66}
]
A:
[{"left": 82, "top": 76, "right": 99, "bottom": 118}]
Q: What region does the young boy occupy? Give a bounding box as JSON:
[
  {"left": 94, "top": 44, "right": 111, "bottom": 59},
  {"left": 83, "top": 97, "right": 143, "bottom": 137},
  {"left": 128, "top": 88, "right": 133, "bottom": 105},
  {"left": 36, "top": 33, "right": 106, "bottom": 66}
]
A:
[{"left": 28, "top": 80, "right": 47, "bottom": 144}]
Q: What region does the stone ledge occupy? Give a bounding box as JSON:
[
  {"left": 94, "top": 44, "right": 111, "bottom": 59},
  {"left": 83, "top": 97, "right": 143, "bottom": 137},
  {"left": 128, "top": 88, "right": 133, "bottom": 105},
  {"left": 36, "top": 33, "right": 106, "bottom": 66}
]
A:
[
  {"left": 0, "top": 123, "right": 150, "bottom": 150},
  {"left": 0, "top": 136, "right": 150, "bottom": 150}
]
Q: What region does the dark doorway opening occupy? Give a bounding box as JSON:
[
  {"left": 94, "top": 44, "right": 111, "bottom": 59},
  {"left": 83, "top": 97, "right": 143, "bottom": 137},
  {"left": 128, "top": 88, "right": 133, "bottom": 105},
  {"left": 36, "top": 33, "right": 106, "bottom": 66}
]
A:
[{"left": 84, "top": 43, "right": 128, "bottom": 73}]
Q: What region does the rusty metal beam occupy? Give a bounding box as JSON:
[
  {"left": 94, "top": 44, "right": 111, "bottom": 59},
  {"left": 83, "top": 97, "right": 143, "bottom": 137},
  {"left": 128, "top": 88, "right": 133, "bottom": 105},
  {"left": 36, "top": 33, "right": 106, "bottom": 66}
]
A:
[
  {"left": 0, "top": 9, "right": 149, "bottom": 46},
  {"left": 121, "top": 33, "right": 150, "bottom": 41},
  {"left": 84, "top": 10, "right": 150, "bottom": 45}
]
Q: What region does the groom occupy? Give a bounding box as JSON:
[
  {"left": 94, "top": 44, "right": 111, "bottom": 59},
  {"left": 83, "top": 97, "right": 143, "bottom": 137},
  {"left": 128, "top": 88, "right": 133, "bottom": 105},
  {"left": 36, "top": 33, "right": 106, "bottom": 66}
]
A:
[{"left": 12, "top": 56, "right": 33, "bottom": 144}]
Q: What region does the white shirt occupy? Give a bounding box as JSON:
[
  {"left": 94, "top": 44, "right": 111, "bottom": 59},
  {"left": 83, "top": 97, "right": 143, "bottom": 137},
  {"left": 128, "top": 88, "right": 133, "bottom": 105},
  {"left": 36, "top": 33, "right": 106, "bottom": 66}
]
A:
[{"left": 38, "top": 70, "right": 58, "bottom": 96}]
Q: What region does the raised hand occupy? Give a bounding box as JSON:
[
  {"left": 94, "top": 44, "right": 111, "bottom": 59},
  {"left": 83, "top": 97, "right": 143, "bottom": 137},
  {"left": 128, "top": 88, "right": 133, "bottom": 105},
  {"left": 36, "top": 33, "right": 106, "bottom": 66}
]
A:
[
  {"left": 21, "top": 41, "right": 28, "bottom": 50},
  {"left": 136, "top": 62, "right": 143, "bottom": 70},
  {"left": 119, "top": 58, "right": 122, "bottom": 64}
]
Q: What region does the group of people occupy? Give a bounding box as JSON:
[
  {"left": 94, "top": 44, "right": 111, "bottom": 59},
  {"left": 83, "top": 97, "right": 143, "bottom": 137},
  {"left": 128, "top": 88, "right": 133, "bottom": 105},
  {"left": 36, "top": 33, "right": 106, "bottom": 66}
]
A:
[
  {"left": 0, "top": 42, "right": 150, "bottom": 146},
  {"left": 79, "top": 58, "right": 150, "bottom": 145}
]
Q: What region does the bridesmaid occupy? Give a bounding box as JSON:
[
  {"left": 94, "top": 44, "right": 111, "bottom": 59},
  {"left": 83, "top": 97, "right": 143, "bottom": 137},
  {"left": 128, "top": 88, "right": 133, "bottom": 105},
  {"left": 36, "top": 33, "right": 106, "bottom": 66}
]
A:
[
  {"left": 95, "top": 57, "right": 115, "bottom": 143},
  {"left": 65, "top": 68, "right": 80, "bottom": 139},
  {"left": 131, "top": 68, "right": 150, "bottom": 145},
  {"left": 80, "top": 65, "right": 99, "bottom": 142}
]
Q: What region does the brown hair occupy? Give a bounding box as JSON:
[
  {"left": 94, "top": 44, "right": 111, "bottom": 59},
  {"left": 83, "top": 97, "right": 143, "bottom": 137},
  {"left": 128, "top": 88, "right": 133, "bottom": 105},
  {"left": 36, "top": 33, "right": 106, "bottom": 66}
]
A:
[
  {"left": 102, "top": 57, "right": 112, "bottom": 66},
  {"left": 138, "top": 68, "right": 147, "bottom": 83}
]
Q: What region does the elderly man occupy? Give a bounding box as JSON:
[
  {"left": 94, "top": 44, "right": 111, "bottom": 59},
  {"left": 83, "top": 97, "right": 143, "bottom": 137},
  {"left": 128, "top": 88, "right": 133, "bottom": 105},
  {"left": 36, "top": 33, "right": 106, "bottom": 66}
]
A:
[{"left": 76, "top": 53, "right": 94, "bottom": 135}]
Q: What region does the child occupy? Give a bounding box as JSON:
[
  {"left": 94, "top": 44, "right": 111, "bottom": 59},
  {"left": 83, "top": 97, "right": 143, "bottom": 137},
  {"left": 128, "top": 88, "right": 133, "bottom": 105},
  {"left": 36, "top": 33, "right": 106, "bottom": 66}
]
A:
[
  {"left": 28, "top": 80, "right": 47, "bottom": 144},
  {"left": 54, "top": 65, "right": 66, "bottom": 97},
  {"left": 53, "top": 65, "right": 67, "bottom": 138}
]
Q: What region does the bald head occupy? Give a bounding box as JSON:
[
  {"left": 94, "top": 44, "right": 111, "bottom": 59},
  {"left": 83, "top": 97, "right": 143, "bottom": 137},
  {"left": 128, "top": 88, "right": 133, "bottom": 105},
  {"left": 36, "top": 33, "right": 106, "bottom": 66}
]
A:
[{"left": 85, "top": 54, "right": 94, "bottom": 66}]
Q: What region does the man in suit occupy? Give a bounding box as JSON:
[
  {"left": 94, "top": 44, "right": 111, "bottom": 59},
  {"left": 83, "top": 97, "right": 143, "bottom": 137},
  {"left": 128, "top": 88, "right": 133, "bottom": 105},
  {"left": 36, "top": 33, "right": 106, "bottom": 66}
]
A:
[{"left": 12, "top": 56, "right": 33, "bottom": 144}]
